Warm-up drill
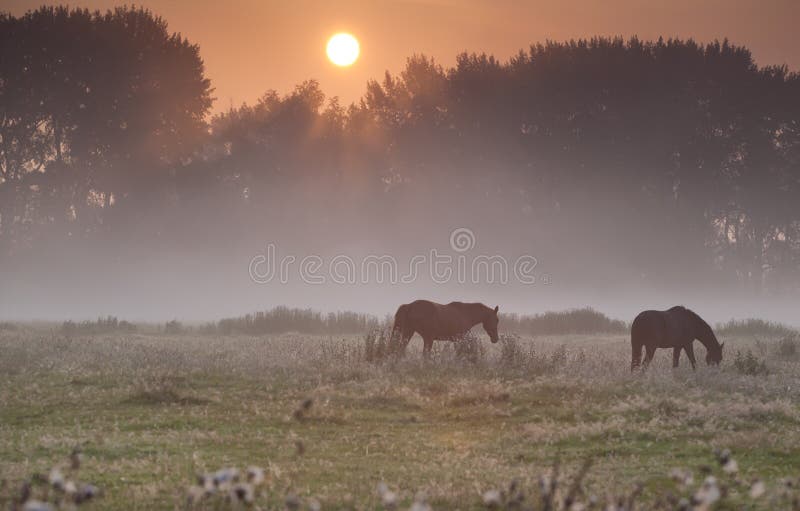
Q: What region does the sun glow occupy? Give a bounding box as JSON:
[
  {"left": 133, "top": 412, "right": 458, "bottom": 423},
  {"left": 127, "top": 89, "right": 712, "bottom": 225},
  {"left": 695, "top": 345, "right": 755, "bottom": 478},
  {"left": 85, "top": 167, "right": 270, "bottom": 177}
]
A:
[{"left": 326, "top": 33, "right": 360, "bottom": 67}]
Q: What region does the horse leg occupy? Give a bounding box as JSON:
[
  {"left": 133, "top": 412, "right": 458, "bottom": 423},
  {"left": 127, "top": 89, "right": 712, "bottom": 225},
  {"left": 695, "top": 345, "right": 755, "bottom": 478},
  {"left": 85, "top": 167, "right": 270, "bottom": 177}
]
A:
[
  {"left": 672, "top": 347, "right": 681, "bottom": 368},
  {"left": 642, "top": 345, "right": 656, "bottom": 369},
  {"left": 631, "top": 339, "right": 643, "bottom": 372},
  {"left": 684, "top": 344, "right": 697, "bottom": 370},
  {"left": 400, "top": 330, "right": 414, "bottom": 355},
  {"left": 422, "top": 337, "right": 434, "bottom": 358}
]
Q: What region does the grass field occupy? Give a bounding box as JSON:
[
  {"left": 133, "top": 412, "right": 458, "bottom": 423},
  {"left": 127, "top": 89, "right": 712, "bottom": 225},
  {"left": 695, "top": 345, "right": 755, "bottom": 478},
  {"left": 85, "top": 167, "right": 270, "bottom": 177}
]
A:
[{"left": 1, "top": 327, "right": 799, "bottom": 510}]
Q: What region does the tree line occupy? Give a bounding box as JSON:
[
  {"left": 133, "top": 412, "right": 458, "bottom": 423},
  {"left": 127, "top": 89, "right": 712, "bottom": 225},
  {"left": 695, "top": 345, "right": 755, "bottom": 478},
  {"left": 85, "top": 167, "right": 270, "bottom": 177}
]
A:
[{"left": 2, "top": 6, "right": 799, "bottom": 295}]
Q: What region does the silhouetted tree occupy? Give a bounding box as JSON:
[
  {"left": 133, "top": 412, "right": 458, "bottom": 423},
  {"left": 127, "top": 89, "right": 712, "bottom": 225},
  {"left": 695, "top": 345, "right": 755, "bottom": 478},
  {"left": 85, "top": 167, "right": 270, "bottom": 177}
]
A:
[
  {"left": 2, "top": 18, "right": 800, "bottom": 296},
  {"left": 0, "top": 6, "right": 212, "bottom": 252}
]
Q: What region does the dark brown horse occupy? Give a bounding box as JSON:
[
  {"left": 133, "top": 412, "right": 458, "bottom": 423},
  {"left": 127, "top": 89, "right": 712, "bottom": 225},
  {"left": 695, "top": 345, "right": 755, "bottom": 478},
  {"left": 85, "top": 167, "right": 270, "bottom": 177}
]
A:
[
  {"left": 392, "top": 300, "right": 500, "bottom": 356},
  {"left": 631, "top": 306, "right": 724, "bottom": 371}
]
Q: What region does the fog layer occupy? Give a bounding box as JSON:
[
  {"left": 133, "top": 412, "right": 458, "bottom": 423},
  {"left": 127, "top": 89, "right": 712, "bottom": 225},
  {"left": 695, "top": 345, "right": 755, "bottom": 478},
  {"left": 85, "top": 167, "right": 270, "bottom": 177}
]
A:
[{"left": 1, "top": 9, "right": 799, "bottom": 324}]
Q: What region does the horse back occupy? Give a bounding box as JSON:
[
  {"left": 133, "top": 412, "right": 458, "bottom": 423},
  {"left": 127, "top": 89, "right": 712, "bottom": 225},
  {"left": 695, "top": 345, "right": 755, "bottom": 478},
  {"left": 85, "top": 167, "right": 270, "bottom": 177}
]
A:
[
  {"left": 397, "top": 300, "right": 472, "bottom": 339},
  {"left": 631, "top": 310, "right": 666, "bottom": 343},
  {"left": 632, "top": 308, "right": 692, "bottom": 347}
]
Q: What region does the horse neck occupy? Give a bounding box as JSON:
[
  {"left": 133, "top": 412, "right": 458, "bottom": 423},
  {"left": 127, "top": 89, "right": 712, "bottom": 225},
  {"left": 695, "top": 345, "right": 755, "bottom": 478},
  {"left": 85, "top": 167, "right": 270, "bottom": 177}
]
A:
[
  {"left": 691, "top": 314, "right": 719, "bottom": 350},
  {"left": 456, "top": 303, "right": 489, "bottom": 327}
]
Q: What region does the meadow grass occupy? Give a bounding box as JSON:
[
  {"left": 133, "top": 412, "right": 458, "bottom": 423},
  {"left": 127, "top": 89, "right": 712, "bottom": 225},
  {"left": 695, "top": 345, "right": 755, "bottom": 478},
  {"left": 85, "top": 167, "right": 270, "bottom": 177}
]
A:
[{"left": 0, "top": 328, "right": 799, "bottom": 509}]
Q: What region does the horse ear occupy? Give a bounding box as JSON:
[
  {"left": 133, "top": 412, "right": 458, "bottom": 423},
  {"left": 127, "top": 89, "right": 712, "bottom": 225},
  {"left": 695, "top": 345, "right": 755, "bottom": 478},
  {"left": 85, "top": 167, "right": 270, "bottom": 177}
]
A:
[
  {"left": 720, "top": 342, "right": 725, "bottom": 349},
  {"left": 494, "top": 305, "right": 499, "bottom": 314}
]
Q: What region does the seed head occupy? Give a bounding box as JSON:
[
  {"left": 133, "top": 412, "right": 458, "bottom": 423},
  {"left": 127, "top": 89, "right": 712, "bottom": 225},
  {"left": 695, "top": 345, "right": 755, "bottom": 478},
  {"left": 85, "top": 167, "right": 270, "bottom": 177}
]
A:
[
  {"left": 749, "top": 480, "right": 766, "bottom": 499},
  {"left": 213, "top": 467, "right": 240, "bottom": 487},
  {"left": 693, "top": 476, "right": 721, "bottom": 506},
  {"left": 23, "top": 501, "right": 55, "bottom": 511},
  {"left": 722, "top": 459, "right": 738, "bottom": 474},
  {"left": 285, "top": 492, "right": 301, "bottom": 511},
  {"left": 70, "top": 446, "right": 82, "bottom": 470},
  {"left": 48, "top": 468, "right": 65, "bottom": 491},
  {"left": 231, "top": 483, "right": 254, "bottom": 503},
  {"left": 246, "top": 466, "right": 265, "bottom": 485},
  {"left": 382, "top": 489, "right": 398, "bottom": 509},
  {"left": 74, "top": 483, "right": 100, "bottom": 504},
  {"left": 482, "top": 489, "right": 502, "bottom": 509},
  {"left": 186, "top": 486, "right": 205, "bottom": 506}
]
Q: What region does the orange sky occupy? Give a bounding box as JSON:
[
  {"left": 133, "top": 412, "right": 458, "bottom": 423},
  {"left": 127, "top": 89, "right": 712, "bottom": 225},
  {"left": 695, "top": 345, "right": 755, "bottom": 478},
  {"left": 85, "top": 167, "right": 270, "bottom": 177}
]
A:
[{"left": 6, "top": 0, "right": 800, "bottom": 112}]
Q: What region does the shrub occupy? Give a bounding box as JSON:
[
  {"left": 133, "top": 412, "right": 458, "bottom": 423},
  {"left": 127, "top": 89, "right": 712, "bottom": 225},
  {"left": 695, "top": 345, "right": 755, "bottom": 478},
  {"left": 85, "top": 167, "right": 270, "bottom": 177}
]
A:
[
  {"left": 734, "top": 350, "right": 769, "bottom": 376},
  {"left": 164, "top": 319, "right": 184, "bottom": 335},
  {"left": 454, "top": 332, "right": 484, "bottom": 364},
  {"left": 777, "top": 335, "right": 798, "bottom": 358},
  {"left": 501, "top": 308, "right": 627, "bottom": 336},
  {"left": 61, "top": 316, "right": 136, "bottom": 336},
  {"left": 364, "top": 327, "right": 401, "bottom": 363},
  {"left": 0, "top": 321, "right": 19, "bottom": 331},
  {"left": 549, "top": 344, "right": 568, "bottom": 368},
  {"left": 717, "top": 318, "right": 796, "bottom": 338},
  {"left": 498, "top": 333, "right": 529, "bottom": 369},
  {"left": 208, "top": 307, "right": 379, "bottom": 335}
]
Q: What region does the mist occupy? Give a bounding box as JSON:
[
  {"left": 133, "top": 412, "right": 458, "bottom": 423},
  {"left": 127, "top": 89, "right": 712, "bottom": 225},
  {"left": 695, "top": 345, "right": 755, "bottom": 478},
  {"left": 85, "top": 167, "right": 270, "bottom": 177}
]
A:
[{"left": 2, "top": 8, "right": 799, "bottom": 326}]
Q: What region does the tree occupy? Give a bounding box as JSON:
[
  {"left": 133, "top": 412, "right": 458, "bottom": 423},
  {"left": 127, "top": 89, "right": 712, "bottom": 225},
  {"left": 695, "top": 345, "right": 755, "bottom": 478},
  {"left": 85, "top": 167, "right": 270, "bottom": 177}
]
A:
[{"left": 0, "top": 5, "right": 212, "bottom": 251}]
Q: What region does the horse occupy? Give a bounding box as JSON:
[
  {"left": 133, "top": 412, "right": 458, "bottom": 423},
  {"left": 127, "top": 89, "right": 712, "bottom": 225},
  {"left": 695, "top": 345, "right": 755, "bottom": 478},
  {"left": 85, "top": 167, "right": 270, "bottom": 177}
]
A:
[
  {"left": 391, "top": 300, "right": 500, "bottom": 356},
  {"left": 630, "top": 305, "right": 724, "bottom": 371}
]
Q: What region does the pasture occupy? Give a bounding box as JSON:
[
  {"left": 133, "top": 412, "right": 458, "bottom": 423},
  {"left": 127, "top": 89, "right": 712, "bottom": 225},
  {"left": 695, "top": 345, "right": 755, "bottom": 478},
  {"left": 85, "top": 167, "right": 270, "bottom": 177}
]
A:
[{"left": 1, "top": 325, "right": 799, "bottom": 510}]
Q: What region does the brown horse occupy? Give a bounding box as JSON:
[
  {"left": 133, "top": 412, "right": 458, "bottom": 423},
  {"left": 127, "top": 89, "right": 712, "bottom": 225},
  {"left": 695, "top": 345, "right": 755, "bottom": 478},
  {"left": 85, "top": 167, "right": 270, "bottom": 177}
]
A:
[
  {"left": 631, "top": 305, "right": 724, "bottom": 371},
  {"left": 391, "top": 300, "right": 500, "bottom": 356}
]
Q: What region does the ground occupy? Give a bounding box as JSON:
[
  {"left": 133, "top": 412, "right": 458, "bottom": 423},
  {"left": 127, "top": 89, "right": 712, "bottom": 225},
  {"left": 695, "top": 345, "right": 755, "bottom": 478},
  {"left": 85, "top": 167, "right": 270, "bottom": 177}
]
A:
[{"left": 0, "top": 329, "right": 799, "bottom": 510}]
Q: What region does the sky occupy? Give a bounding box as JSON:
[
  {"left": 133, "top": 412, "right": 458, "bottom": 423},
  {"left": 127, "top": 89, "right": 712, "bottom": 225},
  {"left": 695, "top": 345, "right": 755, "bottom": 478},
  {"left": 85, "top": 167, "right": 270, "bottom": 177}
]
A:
[{"left": 5, "top": 0, "right": 800, "bottom": 113}]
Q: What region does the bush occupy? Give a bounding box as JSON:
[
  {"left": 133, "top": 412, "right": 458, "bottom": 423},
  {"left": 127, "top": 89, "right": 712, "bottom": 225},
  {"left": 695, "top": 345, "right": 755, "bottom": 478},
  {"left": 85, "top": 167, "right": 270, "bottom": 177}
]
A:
[
  {"left": 734, "top": 350, "right": 769, "bottom": 376},
  {"left": 0, "top": 321, "right": 19, "bottom": 331},
  {"left": 364, "top": 327, "right": 401, "bottom": 363},
  {"left": 717, "top": 318, "right": 796, "bottom": 338},
  {"left": 501, "top": 308, "right": 627, "bottom": 336},
  {"left": 499, "top": 334, "right": 525, "bottom": 368},
  {"left": 777, "top": 335, "right": 798, "bottom": 358},
  {"left": 208, "top": 307, "right": 379, "bottom": 336},
  {"left": 550, "top": 344, "right": 568, "bottom": 368},
  {"left": 164, "top": 319, "right": 184, "bottom": 335},
  {"left": 454, "top": 332, "right": 484, "bottom": 364},
  {"left": 61, "top": 316, "right": 136, "bottom": 336}
]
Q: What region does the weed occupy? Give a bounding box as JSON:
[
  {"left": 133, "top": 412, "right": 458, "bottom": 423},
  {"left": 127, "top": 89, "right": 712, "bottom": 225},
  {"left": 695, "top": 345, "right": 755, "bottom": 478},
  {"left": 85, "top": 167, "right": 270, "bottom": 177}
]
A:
[
  {"left": 734, "top": 350, "right": 769, "bottom": 376},
  {"left": 777, "top": 334, "right": 798, "bottom": 358}
]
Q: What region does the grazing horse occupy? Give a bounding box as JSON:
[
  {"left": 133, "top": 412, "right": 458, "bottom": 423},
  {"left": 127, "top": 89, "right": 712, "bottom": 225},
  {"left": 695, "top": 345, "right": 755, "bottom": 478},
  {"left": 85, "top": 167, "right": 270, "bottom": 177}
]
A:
[
  {"left": 630, "top": 306, "right": 724, "bottom": 371},
  {"left": 391, "top": 300, "right": 500, "bottom": 356}
]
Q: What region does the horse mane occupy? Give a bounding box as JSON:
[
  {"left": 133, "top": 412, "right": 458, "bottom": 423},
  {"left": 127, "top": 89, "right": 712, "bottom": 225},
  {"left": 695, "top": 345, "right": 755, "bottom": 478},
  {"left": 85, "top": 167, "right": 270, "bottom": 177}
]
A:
[
  {"left": 447, "top": 301, "right": 493, "bottom": 318},
  {"left": 682, "top": 307, "right": 720, "bottom": 349}
]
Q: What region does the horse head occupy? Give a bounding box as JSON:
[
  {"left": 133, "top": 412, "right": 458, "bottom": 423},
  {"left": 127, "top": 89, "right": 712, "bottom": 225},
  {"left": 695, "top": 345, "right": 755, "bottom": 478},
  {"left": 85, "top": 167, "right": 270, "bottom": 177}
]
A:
[
  {"left": 483, "top": 305, "right": 500, "bottom": 343},
  {"left": 706, "top": 341, "right": 724, "bottom": 366},
  {"left": 687, "top": 308, "right": 723, "bottom": 366}
]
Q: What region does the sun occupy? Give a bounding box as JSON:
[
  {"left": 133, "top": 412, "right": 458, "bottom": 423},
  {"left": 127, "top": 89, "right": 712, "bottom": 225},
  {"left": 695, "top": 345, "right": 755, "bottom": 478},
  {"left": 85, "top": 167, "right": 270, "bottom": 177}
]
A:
[{"left": 326, "top": 33, "right": 360, "bottom": 67}]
